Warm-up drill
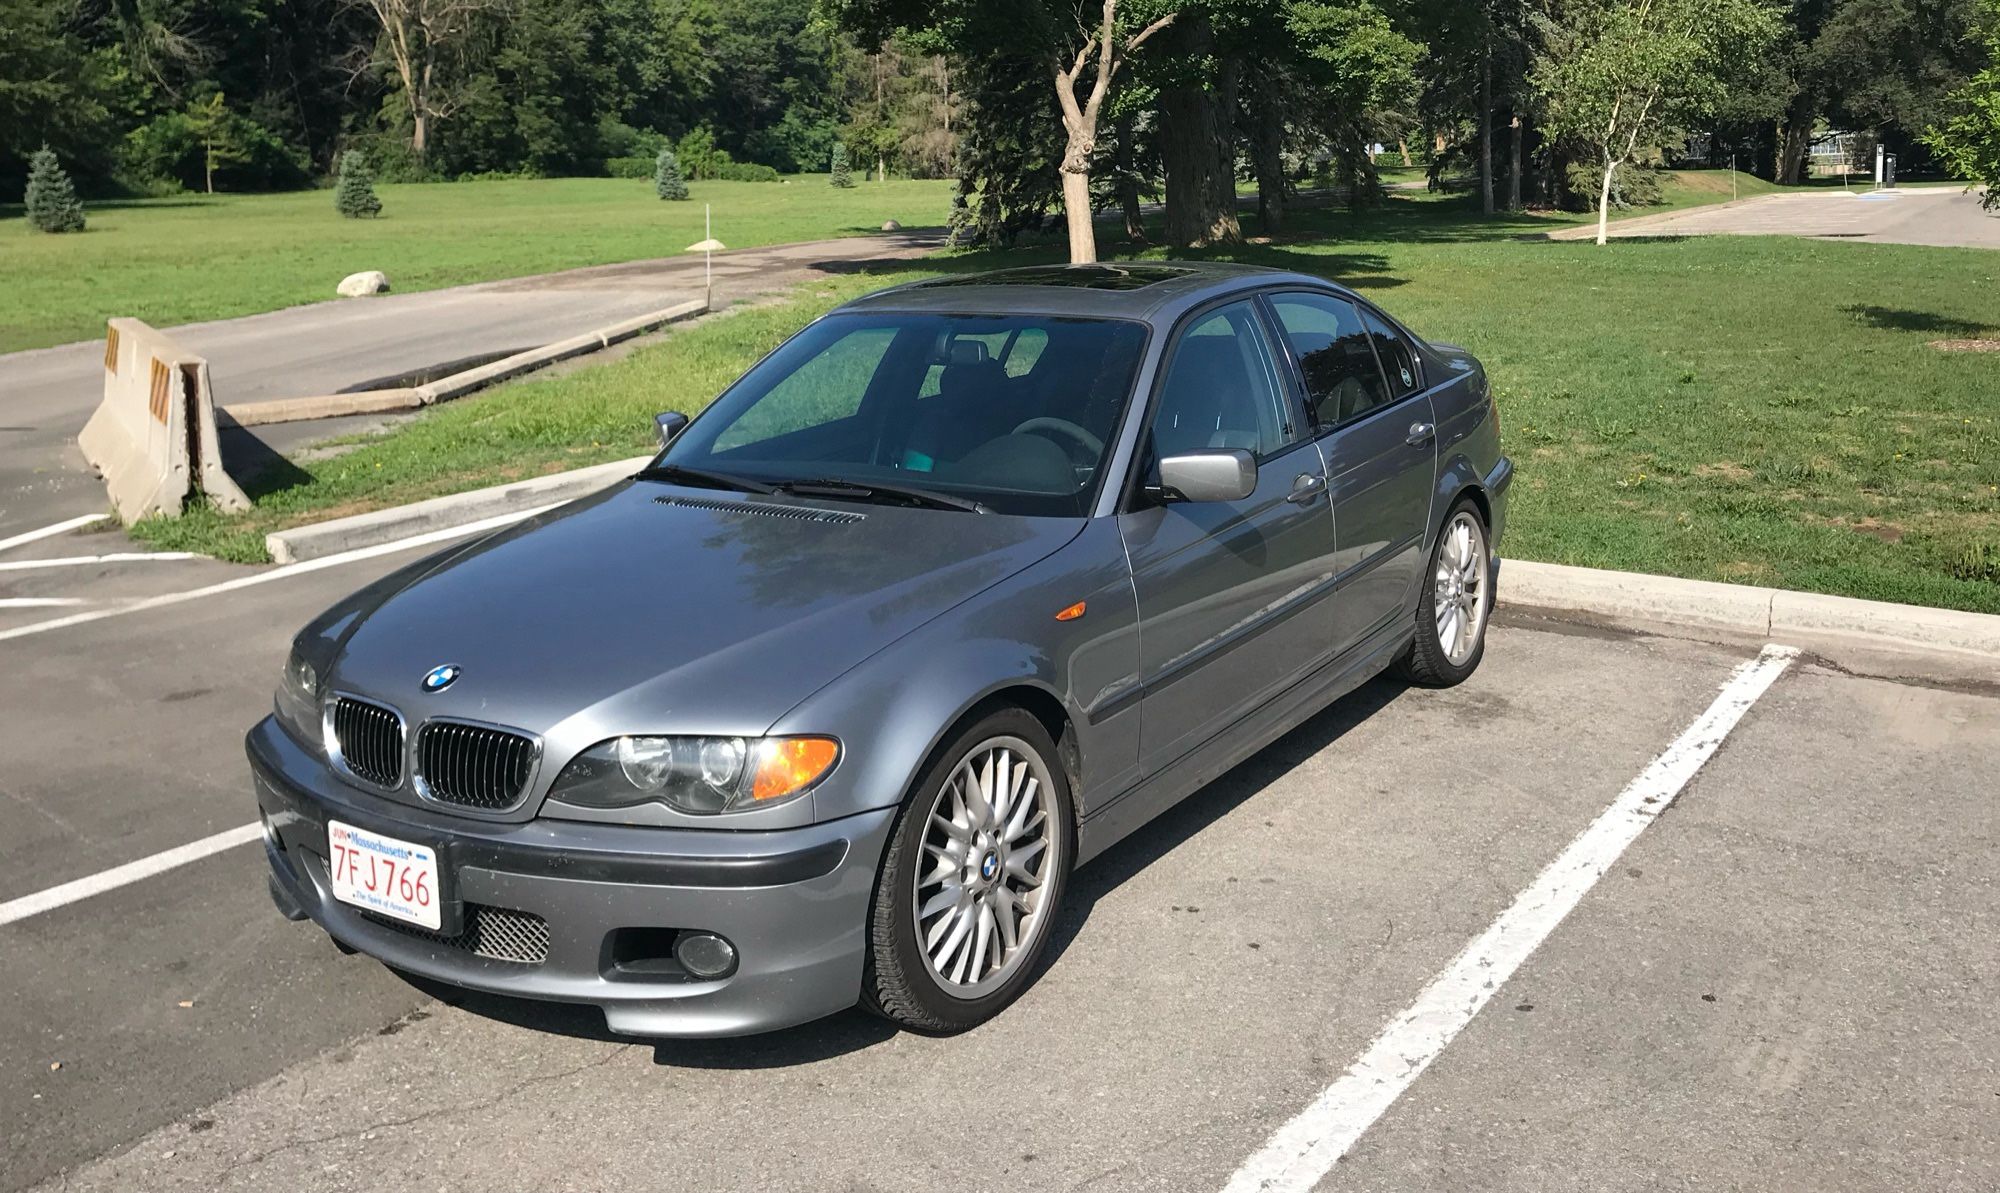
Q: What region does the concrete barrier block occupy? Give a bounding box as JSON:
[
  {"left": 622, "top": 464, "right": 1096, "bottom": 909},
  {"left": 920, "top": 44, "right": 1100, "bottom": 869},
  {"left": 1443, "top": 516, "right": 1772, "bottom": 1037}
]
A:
[{"left": 78, "top": 318, "right": 250, "bottom": 523}]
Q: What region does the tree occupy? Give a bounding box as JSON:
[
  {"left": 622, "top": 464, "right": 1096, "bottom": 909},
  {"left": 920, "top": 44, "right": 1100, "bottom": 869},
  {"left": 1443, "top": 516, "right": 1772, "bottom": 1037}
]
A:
[
  {"left": 831, "top": 0, "right": 1180, "bottom": 263},
  {"left": 1535, "top": 0, "right": 1781, "bottom": 243},
  {"left": 0, "top": 0, "right": 120, "bottom": 192},
  {"left": 1051, "top": 2, "right": 1179, "bottom": 261},
  {"left": 24, "top": 148, "right": 86, "bottom": 233},
  {"left": 654, "top": 147, "right": 690, "bottom": 199},
  {"left": 1924, "top": 0, "right": 2000, "bottom": 207},
  {"left": 351, "top": 0, "right": 504, "bottom": 164},
  {"left": 831, "top": 139, "right": 856, "bottom": 185},
  {"left": 335, "top": 148, "right": 383, "bottom": 217},
  {"left": 187, "top": 93, "right": 250, "bottom": 194}
]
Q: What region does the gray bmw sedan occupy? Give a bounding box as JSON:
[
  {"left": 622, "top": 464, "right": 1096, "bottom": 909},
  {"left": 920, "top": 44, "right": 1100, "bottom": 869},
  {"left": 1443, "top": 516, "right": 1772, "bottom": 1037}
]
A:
[{"left": 250, "top": 261, "right": 1511, "bottom": 1037}]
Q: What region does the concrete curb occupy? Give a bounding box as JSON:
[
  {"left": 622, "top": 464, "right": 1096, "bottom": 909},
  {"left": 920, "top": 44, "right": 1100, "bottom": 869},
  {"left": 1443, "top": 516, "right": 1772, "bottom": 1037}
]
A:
[
  {"left": 221, "top": 298, "right": 708, "bottom": 428},
  {"left": 264, "top": 455, "right": 650, "bottom": 564},
  {"left": 1501, "top": 559, "right": 2000, "bottom": 660}
]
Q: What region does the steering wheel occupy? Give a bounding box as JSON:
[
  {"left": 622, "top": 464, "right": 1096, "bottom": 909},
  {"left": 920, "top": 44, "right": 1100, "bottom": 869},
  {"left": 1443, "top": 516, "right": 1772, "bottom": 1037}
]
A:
[{"left": 1012, "top": 417, "right": 1104, "bottom": 464}]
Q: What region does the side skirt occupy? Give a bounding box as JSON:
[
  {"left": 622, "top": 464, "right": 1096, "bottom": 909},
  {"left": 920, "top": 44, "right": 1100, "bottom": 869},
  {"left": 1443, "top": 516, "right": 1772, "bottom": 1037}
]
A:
[{"left": 1075, "top": 617, "right": 1414, "bottom": 867}]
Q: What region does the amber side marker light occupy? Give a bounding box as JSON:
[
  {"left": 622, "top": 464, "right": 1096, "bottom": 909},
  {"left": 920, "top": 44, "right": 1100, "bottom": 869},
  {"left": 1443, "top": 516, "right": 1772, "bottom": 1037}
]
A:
[
  {"left": 750, "top": 736, "right": 840, "bottom": 802},
  {"left": 1055, "top": 601, "right": 1087, "bottom": 622}
]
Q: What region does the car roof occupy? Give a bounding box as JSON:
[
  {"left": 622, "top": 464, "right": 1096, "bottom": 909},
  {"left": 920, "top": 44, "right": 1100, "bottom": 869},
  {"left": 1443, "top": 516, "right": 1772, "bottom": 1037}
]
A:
[{"left": 834, "top": 260, "right": 1357, "bottom": 325}]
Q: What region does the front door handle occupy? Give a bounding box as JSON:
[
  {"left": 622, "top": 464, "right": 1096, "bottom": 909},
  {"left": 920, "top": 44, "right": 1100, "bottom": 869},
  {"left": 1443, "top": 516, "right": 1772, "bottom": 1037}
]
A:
[
  {"left": 1286, "top": 473, "right": 1328, "bottom": 504},
  {"left": 1406, "top": 422, "right": 1436, "bottom": 447}
]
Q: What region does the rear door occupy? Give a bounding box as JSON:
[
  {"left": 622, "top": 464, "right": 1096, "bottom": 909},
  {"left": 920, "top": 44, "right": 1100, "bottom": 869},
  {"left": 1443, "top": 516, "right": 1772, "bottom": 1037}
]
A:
[
  {"left": 1265, "top": 292, "right": 1437, "bottom": 659},
  {"left": 1118, "top": 299, "right": 1338, "bottom": 774}
]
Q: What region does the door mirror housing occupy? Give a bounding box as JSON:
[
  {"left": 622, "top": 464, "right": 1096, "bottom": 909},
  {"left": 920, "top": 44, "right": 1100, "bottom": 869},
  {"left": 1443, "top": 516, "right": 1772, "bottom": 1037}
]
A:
[
  {"left": 1155, "top": 449, "right": 1257, "bottom": 503},
  {"left": 654, "top": 411, "right": 690, "bottom": 447}
]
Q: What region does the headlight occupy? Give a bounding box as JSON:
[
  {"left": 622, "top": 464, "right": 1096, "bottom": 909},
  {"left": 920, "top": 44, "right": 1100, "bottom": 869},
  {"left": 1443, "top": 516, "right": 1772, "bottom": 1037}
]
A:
[
  {"left": 273, "top": 644, "right": 324, "bottom": 752},
  {"left": 549, "top": 735, "right": 838, "bottom": 815}
]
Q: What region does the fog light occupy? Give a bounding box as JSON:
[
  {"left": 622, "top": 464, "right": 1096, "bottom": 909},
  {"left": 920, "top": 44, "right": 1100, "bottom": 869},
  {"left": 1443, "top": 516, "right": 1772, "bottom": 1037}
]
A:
[{"left": 674, "top": 931, "right": 737, "bottom": 979}]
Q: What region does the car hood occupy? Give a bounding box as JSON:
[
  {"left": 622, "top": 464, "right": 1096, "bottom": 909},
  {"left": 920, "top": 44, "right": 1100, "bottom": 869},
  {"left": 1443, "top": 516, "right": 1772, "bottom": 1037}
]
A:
[{"left": 323, "top": 481, "right": 1085, "bottom": 736}]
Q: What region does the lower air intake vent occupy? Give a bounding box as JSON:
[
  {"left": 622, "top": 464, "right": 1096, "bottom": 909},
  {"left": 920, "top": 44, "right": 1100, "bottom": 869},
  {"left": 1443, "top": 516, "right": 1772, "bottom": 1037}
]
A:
[
  {"left": 417, "top": 721, "right": 538, "bottom": 810},
  {"left": 365, "top": 903, "right": 550, "bottom": 965}
]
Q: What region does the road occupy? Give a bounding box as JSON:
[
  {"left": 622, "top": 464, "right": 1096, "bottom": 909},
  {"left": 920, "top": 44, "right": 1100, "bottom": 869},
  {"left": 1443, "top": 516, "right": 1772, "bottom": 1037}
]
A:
[
  {"left": 0, "top": 231, "right": 941, "bottom": 544},
  {"left": 1556, "top": 186, "right": 2000, "bottom": 247},
  {"left": 1, "top": 515, "right": 1994, "bottom": 1192}
]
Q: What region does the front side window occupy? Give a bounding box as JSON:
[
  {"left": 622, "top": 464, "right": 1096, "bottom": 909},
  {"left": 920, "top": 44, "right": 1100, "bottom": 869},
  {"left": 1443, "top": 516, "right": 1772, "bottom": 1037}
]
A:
[
  {"left": 1268, "top": 292, "right": 1389, "bottom": 426},
  {"left": 1148, "top": 301, "right": 1301, "bottom": 461},
  {"left": 663, "top": 313, "right": 1148, "bottom": 517}
]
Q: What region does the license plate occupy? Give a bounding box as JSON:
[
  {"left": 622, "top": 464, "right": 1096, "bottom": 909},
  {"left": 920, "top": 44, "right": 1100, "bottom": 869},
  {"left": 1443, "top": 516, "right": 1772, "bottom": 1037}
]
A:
[{"left": 327, "top": 820, "right": 441, "bottom": 931}]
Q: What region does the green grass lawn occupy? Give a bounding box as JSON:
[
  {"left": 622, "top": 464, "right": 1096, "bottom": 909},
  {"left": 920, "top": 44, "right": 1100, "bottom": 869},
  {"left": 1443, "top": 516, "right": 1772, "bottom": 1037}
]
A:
[
  {"left": 0, "top": 176, "right": 954, "bottom": 352},
  {"left": 134, "top": 191, "right": 2000, "bottom": 613}
]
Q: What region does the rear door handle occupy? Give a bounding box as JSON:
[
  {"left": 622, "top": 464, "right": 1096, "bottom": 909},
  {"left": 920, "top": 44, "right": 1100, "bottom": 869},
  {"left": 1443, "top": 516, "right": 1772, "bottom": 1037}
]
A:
[
  {"left": 1406, "top": 422, "right": 1436, "bottom": 447},
  {"left": 1286, "top": 473, "right": 1328, "bottom": 504}
]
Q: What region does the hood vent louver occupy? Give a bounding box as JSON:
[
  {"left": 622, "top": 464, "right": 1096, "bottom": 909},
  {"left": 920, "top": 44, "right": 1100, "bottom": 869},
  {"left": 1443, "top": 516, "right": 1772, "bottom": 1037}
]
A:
[{"left": 652, "top": 495, "right": 866, "bottom": 524}]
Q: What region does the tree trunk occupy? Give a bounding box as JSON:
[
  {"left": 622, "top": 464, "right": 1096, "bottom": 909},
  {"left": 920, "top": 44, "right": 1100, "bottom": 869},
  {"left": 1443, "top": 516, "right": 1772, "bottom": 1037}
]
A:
[
  {"left": 1062, "top": 162, "right": 1097, "bottom": 263},
  {"left": 1595, "top": 157, "right": 1616, "bottom": 245},
  {"left": 1157, "top": 16, "right": 1241, "bottom": 248},
  {"left": 1398, "top": 138, "right": 1412, "bottom": 167},
  {"left": 1479, "top": 44, "right": 1494, "bottom": 215},
  {"left": 1251, "top": 86, "right": 1286, "bottom": 235},
  {"left": 1507, "top": 115, "right": 1522, "bottom": 210},
  {"left": 1114, "top": 112, "right": 1147, "bottom": 243},
  {"left": 1775, "top": 93, "right": 1815, "bottom": 186}
]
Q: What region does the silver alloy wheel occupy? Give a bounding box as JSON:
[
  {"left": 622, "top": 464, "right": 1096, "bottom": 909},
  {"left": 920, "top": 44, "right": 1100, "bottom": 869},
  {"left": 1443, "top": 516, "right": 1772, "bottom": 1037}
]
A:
[
  {"left": 913, "top": 735, "right": 1061, "bottom": 999},
  {"left": 1433, "top": 510, "right": 1491, "bottom": 666}
]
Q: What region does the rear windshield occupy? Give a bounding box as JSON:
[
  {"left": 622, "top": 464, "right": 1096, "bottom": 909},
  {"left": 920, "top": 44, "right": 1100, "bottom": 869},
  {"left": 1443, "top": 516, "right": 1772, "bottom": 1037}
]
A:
[{"left": 663, "top": 312, "right": 1149, "bottom": 517}]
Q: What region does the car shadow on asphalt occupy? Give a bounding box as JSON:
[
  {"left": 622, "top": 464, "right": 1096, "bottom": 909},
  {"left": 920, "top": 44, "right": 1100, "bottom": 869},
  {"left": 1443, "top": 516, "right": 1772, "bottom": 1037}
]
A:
[
  {"left": 395, "top": 674, "right": 1412, "bottom": 1067},
  {"left": 1041, "top": 674, "right": 1410, "bottom": 974}
]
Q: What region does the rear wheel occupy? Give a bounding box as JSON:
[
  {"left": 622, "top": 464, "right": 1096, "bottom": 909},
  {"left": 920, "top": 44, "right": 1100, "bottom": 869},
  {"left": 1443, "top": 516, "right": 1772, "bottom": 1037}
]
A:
[
  {"left": 862, "top": 709, "right": 1074, "bottom": 1034},
  {"left": 1394, "top": 499, "right": 1492, "bottom": 687}
]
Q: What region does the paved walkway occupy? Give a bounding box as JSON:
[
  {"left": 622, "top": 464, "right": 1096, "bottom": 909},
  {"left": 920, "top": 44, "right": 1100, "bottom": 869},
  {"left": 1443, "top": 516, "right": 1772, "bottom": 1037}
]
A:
[
  {"left": 0, "top": 232, "right": 941, "bottom": 543},
  {"left": 1552, "top": 187, "right": 1999, "bottom": 248}
]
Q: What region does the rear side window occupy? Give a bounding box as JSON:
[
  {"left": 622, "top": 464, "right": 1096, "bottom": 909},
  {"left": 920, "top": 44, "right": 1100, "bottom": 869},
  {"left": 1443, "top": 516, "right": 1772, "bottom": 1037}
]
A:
[
  {"left": 1267, "top": 292, "right": 1388, "bottom": 427},
  {"left": 1362, "top": 308, "right": 1421, "bottom": 399}
]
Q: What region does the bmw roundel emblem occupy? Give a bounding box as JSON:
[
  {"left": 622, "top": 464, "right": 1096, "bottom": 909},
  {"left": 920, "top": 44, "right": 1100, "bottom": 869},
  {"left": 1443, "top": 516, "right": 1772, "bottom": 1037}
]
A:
[
  {"left": 980, "top": 853, "right": 999, "bottom": 880},
  {"left": 421, "top": 663, "right": 462, "bottom": 694}
]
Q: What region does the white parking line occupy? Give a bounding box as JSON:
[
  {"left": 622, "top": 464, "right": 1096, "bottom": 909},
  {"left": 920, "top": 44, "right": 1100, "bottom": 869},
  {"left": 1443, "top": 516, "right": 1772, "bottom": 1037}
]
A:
[
  {"left": 0, "top": 551, "right": 201, "bottom": 572},
  {"left": 0, "top": 503, "right": 560, "bottom": 644},
  {"left": 0, "top": 514, "right": 109, "bottom": 555},
  {"left": 0, "top": 822, "right": 263, "bottom": 928},
  {"left": 1222, "top": 643, "right": 1799, "bottom": 1193},
  {"left": 0, "top": 597, "right": 91, "bottom": 608}
]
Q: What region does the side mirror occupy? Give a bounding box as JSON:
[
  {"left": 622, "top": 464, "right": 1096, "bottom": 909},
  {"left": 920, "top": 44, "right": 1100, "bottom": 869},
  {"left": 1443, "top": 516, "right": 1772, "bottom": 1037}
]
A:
[
  {"left": 1156, "top": 449, "right": 1257, "bottom": 503},
  {"left": 654, "top": 411, "right": 690, "bottom": 447}
]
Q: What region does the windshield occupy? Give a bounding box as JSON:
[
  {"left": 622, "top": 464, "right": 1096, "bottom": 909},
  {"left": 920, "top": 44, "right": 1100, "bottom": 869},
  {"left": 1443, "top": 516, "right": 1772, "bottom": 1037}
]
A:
[{"left": 659, "top": 312, "right": 1149, "bottom": 517}]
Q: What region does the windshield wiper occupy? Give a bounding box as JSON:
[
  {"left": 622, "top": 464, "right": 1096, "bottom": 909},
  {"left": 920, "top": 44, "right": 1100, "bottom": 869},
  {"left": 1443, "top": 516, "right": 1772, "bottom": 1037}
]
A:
[
  {"left": 774, "top": 476, "right": 988, "bottom": 514},
  {"left": 633, "top": 463, "right": 776, "bottom": 495}
]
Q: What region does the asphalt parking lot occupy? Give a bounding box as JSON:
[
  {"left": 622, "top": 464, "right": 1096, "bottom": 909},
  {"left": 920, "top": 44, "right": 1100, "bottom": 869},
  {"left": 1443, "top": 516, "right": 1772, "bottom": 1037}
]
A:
[{"left": 3, "top": 524, "right": 1996, "bottom": 1192}]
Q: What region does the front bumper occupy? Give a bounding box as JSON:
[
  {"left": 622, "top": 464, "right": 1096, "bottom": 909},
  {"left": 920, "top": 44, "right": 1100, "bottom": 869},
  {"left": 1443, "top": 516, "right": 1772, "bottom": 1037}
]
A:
[{"left": 248, "top": 716, "right": 896, "bottom": 1037}]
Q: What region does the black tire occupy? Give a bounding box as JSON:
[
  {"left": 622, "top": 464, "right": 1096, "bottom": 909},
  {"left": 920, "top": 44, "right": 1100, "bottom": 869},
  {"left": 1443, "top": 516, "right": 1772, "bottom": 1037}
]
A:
[
  {"left": 1393, "top": 497, "right": 1493, "bottom": 688},
  {"left": 861, "top": 707, "right": 1076, "bottom": 1034}
]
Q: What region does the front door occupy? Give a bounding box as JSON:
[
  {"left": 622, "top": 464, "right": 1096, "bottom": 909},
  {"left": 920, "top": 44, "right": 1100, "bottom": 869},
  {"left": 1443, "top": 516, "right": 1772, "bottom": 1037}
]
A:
[
  {"left": 1117, "top": 300, "right": 1339, "bottom": 774},
  {"left": 1266, "top": 292, "right": 1437, "bottom": 658}
]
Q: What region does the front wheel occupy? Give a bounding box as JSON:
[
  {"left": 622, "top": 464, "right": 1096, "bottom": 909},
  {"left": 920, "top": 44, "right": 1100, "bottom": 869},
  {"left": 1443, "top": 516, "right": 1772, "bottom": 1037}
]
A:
[
  {"left": 1394, "top": 499, "right": 1493, "bottom": 687},
  {"left": 862, "top": 709, "right": 1075, "bottom": 1034}
]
